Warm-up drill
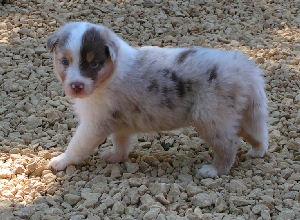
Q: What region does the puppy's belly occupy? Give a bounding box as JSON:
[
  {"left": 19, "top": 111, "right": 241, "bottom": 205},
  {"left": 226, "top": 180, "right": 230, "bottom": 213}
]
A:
[{"left": 116, "top": 109, "right": 190, "bottom": 133}]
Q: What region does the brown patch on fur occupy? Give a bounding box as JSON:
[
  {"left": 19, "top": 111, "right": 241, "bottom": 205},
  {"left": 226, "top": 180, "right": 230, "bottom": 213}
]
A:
[
  {"left": 94, "top": 59, "right": 115, "bottom": 88},
  {"left": 54, "top": 49, "right": 74, "bottom": 82},
  {"left": 86, "top": 52, "right": 95, "bottom": 63},
  {"left": 64, "top": 50, "right": 73, "bottom": 64}
]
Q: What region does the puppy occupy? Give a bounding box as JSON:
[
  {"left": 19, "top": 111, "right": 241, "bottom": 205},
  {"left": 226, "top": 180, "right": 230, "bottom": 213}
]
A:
[{"left": 47, "top": 22, "right": 268, "bottom": 177}]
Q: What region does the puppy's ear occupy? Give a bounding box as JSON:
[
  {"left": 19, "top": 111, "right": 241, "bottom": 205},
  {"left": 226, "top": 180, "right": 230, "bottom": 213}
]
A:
[
  {"left": 105, "top": 40, "right": 118, "bottom": 62},
  {"left": 47, "top": 33, "right": 59, "bottom": 52}
]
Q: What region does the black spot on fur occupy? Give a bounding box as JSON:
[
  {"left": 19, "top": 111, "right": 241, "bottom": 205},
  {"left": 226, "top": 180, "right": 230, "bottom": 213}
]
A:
[
  {"left": 159, "top": 69, "right": 195, "bottom": 98},
  {"left": 112, "top": 111, "right": 122, "bottom": 119},
  {"left": 148, "top": 79, "right": 159, "bottom": 92},
  {"left": 172, "top": 73, "right": 185, "bottom": 97},
  {"left": 177, "top": 49, "right": 197, "bottom": 64},
  {"left": 161, "top": 69, "right": 171, "bottom": 78},
  {"left": 162, "top": 86, "right": 172, "bottom": 95},
  {"left": 80, "top": 27, "right": 109, "bottom": 80},
  {"left": 227, "top": 95, "right": 235, "bottom": 108},
  {"left": 208, "top": 65, "right": 218, "bottom": 82},
  {"left": 170, "top": 71, "right": 178, "bottom": 82},
  {"left": 185, "top": 80, "right": 193, "bottom": 92},
  {"left": 165, "top": 98, "right": 175, "bottom": 109}
]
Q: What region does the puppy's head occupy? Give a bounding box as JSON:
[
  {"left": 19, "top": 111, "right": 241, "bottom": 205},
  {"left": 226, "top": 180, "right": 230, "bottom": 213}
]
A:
[{"left": 47, "top": 22, "right": 117, "bottom": 98}]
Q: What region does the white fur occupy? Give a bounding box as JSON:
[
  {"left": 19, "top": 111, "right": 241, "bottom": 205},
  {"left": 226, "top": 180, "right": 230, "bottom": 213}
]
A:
[{"left": 48, "top": 22, "right": 269, "bottom": 177}]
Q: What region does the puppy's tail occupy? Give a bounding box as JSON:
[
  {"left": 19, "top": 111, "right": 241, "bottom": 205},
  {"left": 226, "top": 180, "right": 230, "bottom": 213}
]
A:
[{"left": 240, "top": 68, "right": 269, "bottom": 157}]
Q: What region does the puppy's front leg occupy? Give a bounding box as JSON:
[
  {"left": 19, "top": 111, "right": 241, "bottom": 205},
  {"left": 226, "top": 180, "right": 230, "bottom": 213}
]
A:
[
  {"left": 102, "top": 132, "right": 132, "bottom": 163},
  {"left": 49, "top": 123, "right": 107, "bottom": 171}
]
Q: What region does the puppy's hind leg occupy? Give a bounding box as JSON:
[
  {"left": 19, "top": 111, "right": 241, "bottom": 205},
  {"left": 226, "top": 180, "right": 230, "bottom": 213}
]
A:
[
  {"left": 196, "top": 122, "right": 240, "bottom": 178},
  {"left": 199, "top": 135, "right": 239, "bottom": 178},
  {"left": 102, "top": 132, "right": 133, "bottom": 163}
]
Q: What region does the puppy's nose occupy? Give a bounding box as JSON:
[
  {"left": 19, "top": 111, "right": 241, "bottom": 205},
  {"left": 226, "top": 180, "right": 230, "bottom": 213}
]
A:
[{"left": 70, "top": 82, "right": 84, "bottom": 93}]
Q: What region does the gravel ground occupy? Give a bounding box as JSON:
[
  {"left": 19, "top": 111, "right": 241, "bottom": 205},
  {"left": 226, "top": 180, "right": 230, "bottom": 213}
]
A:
[{"left": 0, "top": 0, "right": 299, "bottom": 219}]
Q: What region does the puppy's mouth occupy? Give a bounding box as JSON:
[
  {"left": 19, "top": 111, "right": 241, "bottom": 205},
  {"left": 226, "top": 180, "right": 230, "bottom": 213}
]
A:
[{"left": 66, "top": 90, "right": 90, "bottom": 99}]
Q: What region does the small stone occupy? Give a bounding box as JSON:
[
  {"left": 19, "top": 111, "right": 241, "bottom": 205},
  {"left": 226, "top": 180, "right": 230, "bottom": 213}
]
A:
[
  {"left": 143, "top": 208, "right": 160, "bottom": 220},
  {"left": 252, "top": 204, "right": 269, "bottom": 215},
  {"left": 229, "top": 180, "right": 247, "bottom": 194},
  {"left": 9, "top": 148, "right": 20, "bottom": 154},
  {"left": 214, "top": 197, "right": 227, "bottom": 212},
  {"left": 125, "top": 162, "right": 139, "bottom": 173},
  {"left": 82, "top": 198, "right": 99, "bottom": 208},
  {"left": 149, "top": 182, "right": 170, "bottom": 195},
  {"left": 261, "top": 209, "right": 271, "bottom": 220},
  {"left": 275, "top": 209, "right": 295, "bottom": 220},
  {"left": 110, "top": 164, "right": 121, "bottom": 178},
  {"left": 288, "top": 173, "right": 300, "bottom": 181},
  {"left": 26, "top": 115, "right": 42, "bottom": 129},
  {"left": 229, "top": 196, "right": 255, "bottom": 206},
  {"left": 194, "top": 207, "right": 203, "bottom": 217},
  {"left": 70, "top": 215, "right": 85, "bottom": 220},
  {"left": 295, "top": 94, "right": 300, "bottom": 103},
  {"left": 140, "top": 194, "right": 156, "bottom": 206},
  {"left": 42, "top": 173, "right": 56, "bottom": 183},
  {"left": 139, "top": 142, "right": 152, "bottom": 149},
  {"left": 192, "top": 193, "right": 213, "bottom": 207},
  {"left": 66, "top": 165, "right": 77, "bottom": 175},
  {"left": 32, "top": 164, "right": 46, "bottom": 176},
  {"left": 15, "top": 165, "right": 25, "bottom": 174},
  {"left": 270, "top": 130, "right": 281, "bottom": 139},
  {"left": 0, "top": 169, "right": 12, "bottom": 179},
  {"left": 260, "top": 195, "right": 274, "bottom": 206},
  {"left": 186, "top": 184, "right": 201, "bottom": 196},
  {"left": 64, "top": 194, "right": 81, "bottom": 206},
  {"left": 256, "top": 57, "right": 265, "bottom": 64},
  {"left": 111, "top": 201, "right": 125, "bottom": 215},
  {"left": 156, "top": 214, "right": 166, "bottom": 220},
  {"left": 35, "top": 46, "right": 47, "bottom": 55},
  {"left": 143, "top": 0, "right": 154, "bottom": 8},
  {"left": 155, "top": 193, "right": 170, "bottom": 205},
  {"left": 129, "top": 178, "right": 144, "bottom": 187},
  {"left": 178, "top": 173, "right": 193, "bottom": 183}
]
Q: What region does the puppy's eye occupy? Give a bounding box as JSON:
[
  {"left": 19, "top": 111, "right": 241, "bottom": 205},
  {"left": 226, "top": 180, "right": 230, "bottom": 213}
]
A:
[
  {"left": 61, "top": 58, "right": 69, "bottom": 66},
  {"left": 90, "top": 62, "right": 100, "bottom": 69}
]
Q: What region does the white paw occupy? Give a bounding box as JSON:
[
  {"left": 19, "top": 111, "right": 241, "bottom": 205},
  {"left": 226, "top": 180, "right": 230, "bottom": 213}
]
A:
[
  {"left": 198, "top": 164, "right": 218, "bottom": 178},
  {"left": 247, "top": 148, "right": 266, "bottom": 158},
  {"left": 49, "top": 153, "right": 71, "bottom": 171},
  {"left": 102, "top": 149, "right": 127, "bottom": 163}
]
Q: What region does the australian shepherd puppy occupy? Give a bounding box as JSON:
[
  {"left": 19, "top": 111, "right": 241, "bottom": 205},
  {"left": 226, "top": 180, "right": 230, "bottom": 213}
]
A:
[{"left": 47, "top": 22, "right": 268, "bottom": 178}]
